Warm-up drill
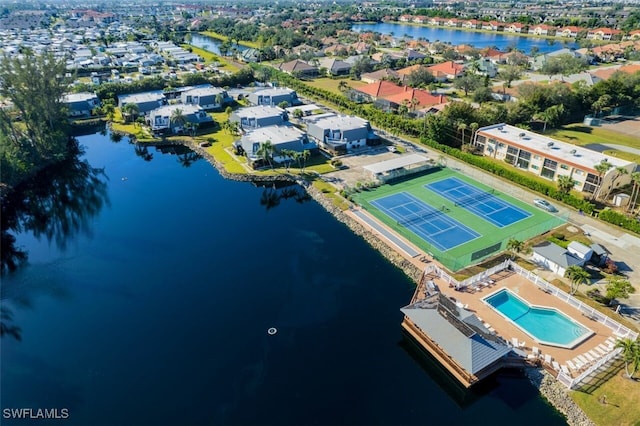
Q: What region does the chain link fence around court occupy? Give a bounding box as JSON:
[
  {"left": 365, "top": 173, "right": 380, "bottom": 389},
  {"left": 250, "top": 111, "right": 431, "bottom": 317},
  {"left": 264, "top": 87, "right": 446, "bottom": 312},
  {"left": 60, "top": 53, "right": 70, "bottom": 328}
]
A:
[{"left": 421, "top": 213, "right": 566, "bottom": 272}]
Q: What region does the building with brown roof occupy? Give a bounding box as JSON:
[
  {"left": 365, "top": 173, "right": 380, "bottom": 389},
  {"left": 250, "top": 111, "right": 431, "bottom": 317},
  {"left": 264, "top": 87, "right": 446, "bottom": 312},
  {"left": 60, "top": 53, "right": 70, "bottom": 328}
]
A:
[{"left": 426, "top": 61, "right": 465, "bottom": 81}]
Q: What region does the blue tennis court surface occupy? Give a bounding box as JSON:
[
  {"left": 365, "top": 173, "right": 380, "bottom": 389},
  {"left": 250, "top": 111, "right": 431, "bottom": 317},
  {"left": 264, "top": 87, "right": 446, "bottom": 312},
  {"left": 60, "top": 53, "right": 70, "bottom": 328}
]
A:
[
  {"left": 426, "top": 177, "right": 531, "bottom": 228},
  {"left": 371, "top": 192, "right": 480, "bottom": 251}
]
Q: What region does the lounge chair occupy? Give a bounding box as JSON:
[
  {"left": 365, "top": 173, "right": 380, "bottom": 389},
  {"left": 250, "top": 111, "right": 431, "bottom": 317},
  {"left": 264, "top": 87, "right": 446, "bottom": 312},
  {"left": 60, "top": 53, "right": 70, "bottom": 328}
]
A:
[
  {"left": 544, "top": 354, "right": 553, "bottom": 365},
  {"left": 567, "top": 360, "right": 578, "bottom": 371},
  {"left": 561, "top": 365, "right": 571, "bottom": 375},
  {"left": 552, "top": 361, "right": 561, "bottom": 371},
  {"left": 573, "top": 359, "right": 585, "bottom": 370},
  {"left": 588, "top": 349, "right": 601, "bottom": 359},
  {"left": 512, "top": 337, "right": 519, "bottom": 347},
  {"left": 597, "top": 343, "right": 611, "bottom": 353},
  {"left": 532, "top": 347, "right": 541, "bottom": 358},
  {"left": 577, "top": 354, "right": 590, "bottom": 365},
  {"left": 584, "top": 352, "right": 595, "bottom": 363},
  {"left": 594, "top": 346, "right": 608, "bottom": 356}
]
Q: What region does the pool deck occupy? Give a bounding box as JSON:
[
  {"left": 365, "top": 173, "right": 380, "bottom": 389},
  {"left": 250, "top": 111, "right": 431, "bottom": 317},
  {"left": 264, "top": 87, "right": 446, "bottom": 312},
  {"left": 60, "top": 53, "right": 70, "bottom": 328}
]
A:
[{"left": 417, "top": 269, "right": 614, "bottom": 376}]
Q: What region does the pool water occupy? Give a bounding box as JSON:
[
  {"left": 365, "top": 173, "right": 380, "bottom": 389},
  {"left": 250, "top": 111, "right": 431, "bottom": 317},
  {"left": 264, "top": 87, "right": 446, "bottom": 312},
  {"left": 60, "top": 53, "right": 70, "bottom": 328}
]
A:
[{"left": 485, "top": 289, "right": 591, "bottom": 348}]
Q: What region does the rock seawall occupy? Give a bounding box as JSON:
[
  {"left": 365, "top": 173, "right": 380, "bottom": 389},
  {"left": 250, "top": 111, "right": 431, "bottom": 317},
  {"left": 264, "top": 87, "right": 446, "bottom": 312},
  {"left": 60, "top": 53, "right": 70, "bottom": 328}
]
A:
[{"left": 525, "top": 368, "right": 594, "bottom": 426}]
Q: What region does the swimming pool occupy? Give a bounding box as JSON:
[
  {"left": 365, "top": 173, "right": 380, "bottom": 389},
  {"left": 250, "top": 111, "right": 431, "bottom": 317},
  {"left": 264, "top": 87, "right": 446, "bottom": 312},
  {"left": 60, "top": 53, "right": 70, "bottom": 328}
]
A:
[{"left": 484, "top": 289, "right": 593, "bottom": 348}]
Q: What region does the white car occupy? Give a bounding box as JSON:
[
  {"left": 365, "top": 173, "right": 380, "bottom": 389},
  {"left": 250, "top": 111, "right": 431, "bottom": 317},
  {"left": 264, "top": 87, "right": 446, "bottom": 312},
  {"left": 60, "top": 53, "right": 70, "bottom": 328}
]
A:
[{"left": 533, "top": 199, "right": 557, "bottom": 212}]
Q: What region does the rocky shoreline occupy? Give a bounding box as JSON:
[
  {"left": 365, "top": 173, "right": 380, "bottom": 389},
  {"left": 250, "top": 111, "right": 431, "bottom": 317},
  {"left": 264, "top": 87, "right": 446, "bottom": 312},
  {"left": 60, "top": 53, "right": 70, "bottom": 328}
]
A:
[{"left": 525, "top": 368, "right": 594, "bottom": 426}]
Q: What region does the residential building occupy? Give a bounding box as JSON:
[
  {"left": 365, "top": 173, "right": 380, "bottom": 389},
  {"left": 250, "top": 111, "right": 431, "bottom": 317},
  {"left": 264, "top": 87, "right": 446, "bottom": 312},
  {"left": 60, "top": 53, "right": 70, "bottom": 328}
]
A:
[
  {"left": 278, "top": 59, "right": 319, "bottom": 77},
  {"left": 528, "top": 24, "right": 555, "bottom": 36},
  {"left": 360, "top": 68, "right": 401, "bottom": 84},
  {"left": 318, "top": 57, "right": 352, "bottom": 76},
  {"left": 118, "top": 91, "right": 167, "bottom": 115},
  {"left": 426, "top": 61, "right": 465, "bottom": 81},
  {"left": 587, "top": 28, "right": 622, "bottom": 41},
  {"left": 556, "top": 26, "right": 582, "bottom": 38},
  {"left": 238, "top": 124, "right": 317, "bottom": 167},
  {"left": 473, "top": 123, "right": 635, "bottom": 196},
  {"left": 146, "top": 104, "right": 213, "bottom": 133},
  {"left": 306, "top": 114, "right": 377, "bottom": 153},
  {"left": 180, "top": 86, "right": 231, "bottom": 111},
  {"left": 247, "top": 88, "right": 301, "bottom": 107},
  {"left": 351, "top": 80, "right": 405, "bottom": 102},
  {"left": 379, "top": 87, "right": 447, "bottom": 113},
  {"left": 63, "top": 92, "right": 100, "bottom": 117},
  {"left": 229, "top": 105, "right": 286, "bottom": 130}
]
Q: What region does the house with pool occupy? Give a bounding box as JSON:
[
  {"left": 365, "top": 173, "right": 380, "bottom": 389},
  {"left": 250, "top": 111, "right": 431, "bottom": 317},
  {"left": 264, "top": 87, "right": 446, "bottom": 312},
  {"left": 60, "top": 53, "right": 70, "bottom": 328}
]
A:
[{"left": 401, "top": 260, "right": 637, "bottom": 389}]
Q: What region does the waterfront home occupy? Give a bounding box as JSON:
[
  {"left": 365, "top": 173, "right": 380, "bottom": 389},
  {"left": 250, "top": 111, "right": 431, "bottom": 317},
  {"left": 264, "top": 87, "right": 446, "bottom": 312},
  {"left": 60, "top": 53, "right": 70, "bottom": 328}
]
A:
[
  {"left": 556, "top": 26, "right": 582, "bottom": 38},
  {"left": 117, "top": 91, "right": 167, "bottom": 115},
  {"left": 531, "top": 48, "right": 586, "bottom": 71},
  {"left": 401, "top": 292, "right": 512, "bottom": 388},
  {"left": 306, "top": 114, "right": 377, "bottom": 154},
  {"left": 146, "top": 104, "right": 213, "bottom": 134},
  {"left": 528, "top": 24, "right": 555, "bottom": 36},
  {"left": 625, "top": 29, "right": 640, "bottom": 40},
  {"left": 532, "top": 242, "right": 584, "bottom": 277},
  {"left": 248, "top": 88, "right": 301, "bottom": 108},
  {"left": 180, "top": 86, "right": 231, "bottom": 111},
  {"left": 237, "top": 124, "right": 317, "bottom": 167},
  {"left": 473, "top": 123, "right": 636, "bottom": 196},
  {"left": 462, "top": 19, "right": 482, "bottom": 29},
  {"left": 63, "top": 92, "right": 100, "bottom": 118},
  {"left": 505, "top": 23, "right": 525, "bottom": 33},
  {"left": 587, "top": 28, "right": 623, "bottom": 41},
  {"left": 229, "top": 105, "right": 286, "bottom": 130},
  {"left": 471, "top": 58, "right": 498, "bottom": 78}
]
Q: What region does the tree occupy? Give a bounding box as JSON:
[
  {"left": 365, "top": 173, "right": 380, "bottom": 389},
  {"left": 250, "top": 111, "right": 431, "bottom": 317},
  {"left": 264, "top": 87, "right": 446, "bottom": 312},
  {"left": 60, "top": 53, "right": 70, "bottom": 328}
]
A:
[
  {"left": 615, "top": 338, "right": 640, "bottom": 379},
  {"left": 406, "top": 67, "right": 435, "bottom": 87},
  {"left": 297, "top": 149, "right": 311, "bottom": 174},
  {"left": 170, "top": 108, "right": 187, "bottom": 133},
  {"left": 603, "top": 166, "right": 629, "bottom": 201},
  {"left": 556, "top": 175, "right": 575, "bottom": 195},
  {"left": 453, "top": 73, "right": 483, "bottom": 96},
  {"left": 506, "top": 238, "right": 524, "bottom": 259},
  {"left": 593, "top": 160, "right": 613, "bottom": 201},
  {"left": 457, "top": 122, "right": 467, "bottom": 145},
  {"left": 564, "top": 265, "right": 590, "bottom": 295},
  {"left": 338, "top": 81, "right": 348, "bottom": 92},
  {"left": 279, "top": 148, "right": 296, "bottom": 172},
  {"left": 500, "top": 65, "right": 522, "bottom": 88},
  {"left": 626, "top": 172, "right": 640, "bottom": 213},
  {"left": 605, "top": 277, "right": 635, "bottom": 305},
  {"left": 469, "top": 122, "right": 479, "bottom": 144},
  {"left": 256, "top": 140, "right": 274, "bottom": 168},
  {"left": 121, "top": 103, "right": 140, "bottom": 123},
  {"left": 539, "top": 54, "right": 588, "bottom": 81}
]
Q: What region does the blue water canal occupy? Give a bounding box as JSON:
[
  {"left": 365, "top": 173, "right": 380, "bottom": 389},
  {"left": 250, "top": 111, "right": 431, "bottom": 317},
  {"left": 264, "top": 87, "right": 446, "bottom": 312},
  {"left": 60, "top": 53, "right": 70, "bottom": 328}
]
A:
[
  {"left": 353, "top": 22, "right": 577, "bottom": 54},
  {"left": 0, "top": 132, "right": 566, "bottom": 425}
]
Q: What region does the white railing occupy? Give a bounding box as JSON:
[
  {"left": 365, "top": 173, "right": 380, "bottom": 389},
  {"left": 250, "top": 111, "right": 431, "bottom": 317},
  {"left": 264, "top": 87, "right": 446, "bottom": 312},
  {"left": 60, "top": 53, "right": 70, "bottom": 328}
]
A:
[
  {"left": 458, "top": 259, "right": 510, "bottom": 289},
  {"left": 508, "top": 262, "right": 639, "bottom": 341},
  {"left": 566, "top": 347, "right": 622, "bottom": 389}
]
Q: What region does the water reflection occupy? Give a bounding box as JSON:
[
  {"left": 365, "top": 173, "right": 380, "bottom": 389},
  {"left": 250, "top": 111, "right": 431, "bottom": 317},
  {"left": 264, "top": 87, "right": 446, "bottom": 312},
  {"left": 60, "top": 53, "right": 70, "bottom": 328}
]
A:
[
  {"left": 258, "top": 182, "right": 311, "bottom": 211},
  {"left": 1, "top": 139, "right": 110, "bottom": 274}
]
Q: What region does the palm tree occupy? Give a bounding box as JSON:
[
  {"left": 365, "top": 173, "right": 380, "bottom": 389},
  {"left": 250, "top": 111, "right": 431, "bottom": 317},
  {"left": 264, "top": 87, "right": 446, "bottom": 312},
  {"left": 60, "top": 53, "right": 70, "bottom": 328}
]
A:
[
  {"left": 170, "top": 108, "right": 187, "bottom": 133},
  {"left": 593, "top": 160, "right": 613, "bottom": 201},
  {"left": 300, "top": 150, "right": 311, "bottom": 174},
  {"left": 121, "top": 103, "right": 139, "bottom": 123},
  {"left": 627, "top": 172, "right": 640, "bottom": 213},
  {"left": 506, "top": 238, "right": 524, "bottom": 259},
  {"left": 615, "top": 338, "right": 640, "bottom": 379},
  {"left": 603, "top": 166, "right": 629, "bottom": 202},
  {"left": 457, "top": 122, "right": 467, "bottom": 145},
  {"left": 410, "top": 96, "right": 420, "bottom": 112},
  {"left": 557, "top": 175, "right": 575, "bottom": 195},
  {"left": 256, "top": 140, "right": 274, "bottom": 168},
  {"left": 280, "top": 149, "right": 296, "bottom": 173},
  {"left": 338, "top": 81, "right": 348, "bottom": 92},
  {"left": 564, "top": 265, "right": 590, "bottom": 295},
  {"left": 469, "top": 122, "right": 479, "bottom": 145}
]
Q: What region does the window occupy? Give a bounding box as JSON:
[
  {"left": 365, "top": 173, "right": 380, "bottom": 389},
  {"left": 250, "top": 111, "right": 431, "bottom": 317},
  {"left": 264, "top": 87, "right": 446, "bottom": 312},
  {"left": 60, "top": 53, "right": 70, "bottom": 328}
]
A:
[
  {"left": 560, "top": 164, "right": 569, "bottom": 170},
  {"left": 574, "top": 169, "right": 584, "bottom": 176},
  {"left": 533, "top": 155, "right": 540, "bottom": 160},
  {"left": 541, "top": 158, "right": 557, "bottom": 179},
  {"left": 531, "top": 165, "right": 539, "bottom": 170}
]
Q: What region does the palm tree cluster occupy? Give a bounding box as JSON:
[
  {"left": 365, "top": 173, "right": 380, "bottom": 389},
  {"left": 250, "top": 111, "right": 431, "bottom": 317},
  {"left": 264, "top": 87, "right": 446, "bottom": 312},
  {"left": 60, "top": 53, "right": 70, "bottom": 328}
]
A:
[{"left": 615, "top": 338, "right": 640, "bottom": 379}]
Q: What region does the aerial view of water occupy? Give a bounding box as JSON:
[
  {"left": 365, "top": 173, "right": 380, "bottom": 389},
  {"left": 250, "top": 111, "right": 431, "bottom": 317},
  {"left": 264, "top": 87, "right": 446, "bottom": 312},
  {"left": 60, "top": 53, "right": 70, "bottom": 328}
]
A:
[
  {"left": 0, "top": 132, "right": 566, "bottom": 425},
  {"left": 353, "top": 22, "right": 578, "bottom": 54}
]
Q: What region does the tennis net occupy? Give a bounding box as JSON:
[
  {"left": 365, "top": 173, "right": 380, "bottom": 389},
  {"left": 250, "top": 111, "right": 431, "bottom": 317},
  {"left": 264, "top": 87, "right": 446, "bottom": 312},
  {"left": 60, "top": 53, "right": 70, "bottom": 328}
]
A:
[
  {"left": 454, "top": 190, "right": 494, "bottom": 208},
  {"left": 398, "top": 209, "right": 443, "bottom": 226}
]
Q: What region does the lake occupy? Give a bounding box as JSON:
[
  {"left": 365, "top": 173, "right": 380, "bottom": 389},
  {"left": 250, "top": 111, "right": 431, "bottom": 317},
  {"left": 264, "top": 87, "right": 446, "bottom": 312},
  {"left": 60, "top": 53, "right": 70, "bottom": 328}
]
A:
[
  {"left": 352, "top": 22, "right": 577, "bottom": 54},
  {"left": 191, "top": 34, "right": 249, "bottom": 56},
  {"left": 0, "top": 132, "right": 566, "bottom": 425}
]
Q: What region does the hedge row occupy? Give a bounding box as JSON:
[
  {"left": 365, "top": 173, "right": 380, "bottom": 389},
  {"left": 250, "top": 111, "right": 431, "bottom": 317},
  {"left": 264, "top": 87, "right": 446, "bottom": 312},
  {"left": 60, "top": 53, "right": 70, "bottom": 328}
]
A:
[{"left": 598, "top": 209, "right": 640, "bottom": 233}]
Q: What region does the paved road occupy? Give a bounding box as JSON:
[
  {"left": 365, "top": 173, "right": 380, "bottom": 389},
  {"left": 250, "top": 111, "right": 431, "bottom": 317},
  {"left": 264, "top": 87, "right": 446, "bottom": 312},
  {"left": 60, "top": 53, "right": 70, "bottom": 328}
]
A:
[{"left": 584, "top": 143, "right": 640, "bottom": 156}]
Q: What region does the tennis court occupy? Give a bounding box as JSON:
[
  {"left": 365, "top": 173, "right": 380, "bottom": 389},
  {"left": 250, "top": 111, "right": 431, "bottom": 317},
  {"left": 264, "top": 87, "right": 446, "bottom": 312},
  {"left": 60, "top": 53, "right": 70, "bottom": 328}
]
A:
[
  {"left": 352, "top": 167, "right": 566, "bottom": 271},
  {"left": 426, "top": 177, "right": 531, "bottom": 228},
  {"left": 371, "top": 192, "right": 480, "bottom": 251}
]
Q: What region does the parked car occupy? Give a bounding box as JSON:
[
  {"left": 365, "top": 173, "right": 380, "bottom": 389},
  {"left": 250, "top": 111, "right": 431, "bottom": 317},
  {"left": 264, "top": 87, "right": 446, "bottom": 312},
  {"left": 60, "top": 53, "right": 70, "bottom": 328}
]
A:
[{"left": 533, "top": 199, "right": 557, "bottom": 212}]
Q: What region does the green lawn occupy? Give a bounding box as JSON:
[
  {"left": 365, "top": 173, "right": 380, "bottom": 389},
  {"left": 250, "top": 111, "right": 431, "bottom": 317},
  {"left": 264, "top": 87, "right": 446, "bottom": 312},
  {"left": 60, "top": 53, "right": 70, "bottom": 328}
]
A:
[
  {"left": 304, "top": 78, "right": 368, "bottom": 96},
  {"left": 571, "top": 361, "right": 640, "bottom": 426},
  {"left": 182, "top": 45, "right": 240, "bottom": 73},
  {"left": 199, "top": 31, "right": 260, "bottom": 49},
  {"left": 352, "top": 167, "right": 565, "bottom": 271}
]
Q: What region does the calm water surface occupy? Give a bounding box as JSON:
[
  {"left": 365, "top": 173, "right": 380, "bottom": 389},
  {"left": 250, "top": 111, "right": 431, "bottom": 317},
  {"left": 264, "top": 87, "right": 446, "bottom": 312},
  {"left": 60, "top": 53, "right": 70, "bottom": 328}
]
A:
[
  {"left": 1, "top": 133, "right": 566, "bottom": 425},
  {"left": 352, "top": 22, "right": 577, "bottom": 54}
]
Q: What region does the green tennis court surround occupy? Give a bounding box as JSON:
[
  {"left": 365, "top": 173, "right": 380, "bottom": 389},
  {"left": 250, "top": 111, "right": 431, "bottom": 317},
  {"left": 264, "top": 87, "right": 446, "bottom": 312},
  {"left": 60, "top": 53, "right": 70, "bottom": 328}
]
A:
[{"left": 353, "top": 167, "right": 566, "bottom": 271}]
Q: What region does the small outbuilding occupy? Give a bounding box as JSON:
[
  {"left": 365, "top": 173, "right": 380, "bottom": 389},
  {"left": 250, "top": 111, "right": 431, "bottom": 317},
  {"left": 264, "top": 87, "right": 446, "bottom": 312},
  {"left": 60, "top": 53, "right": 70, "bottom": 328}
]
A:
[{"left": 363, "top": 154, "right": 435, "bottom": 184}]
